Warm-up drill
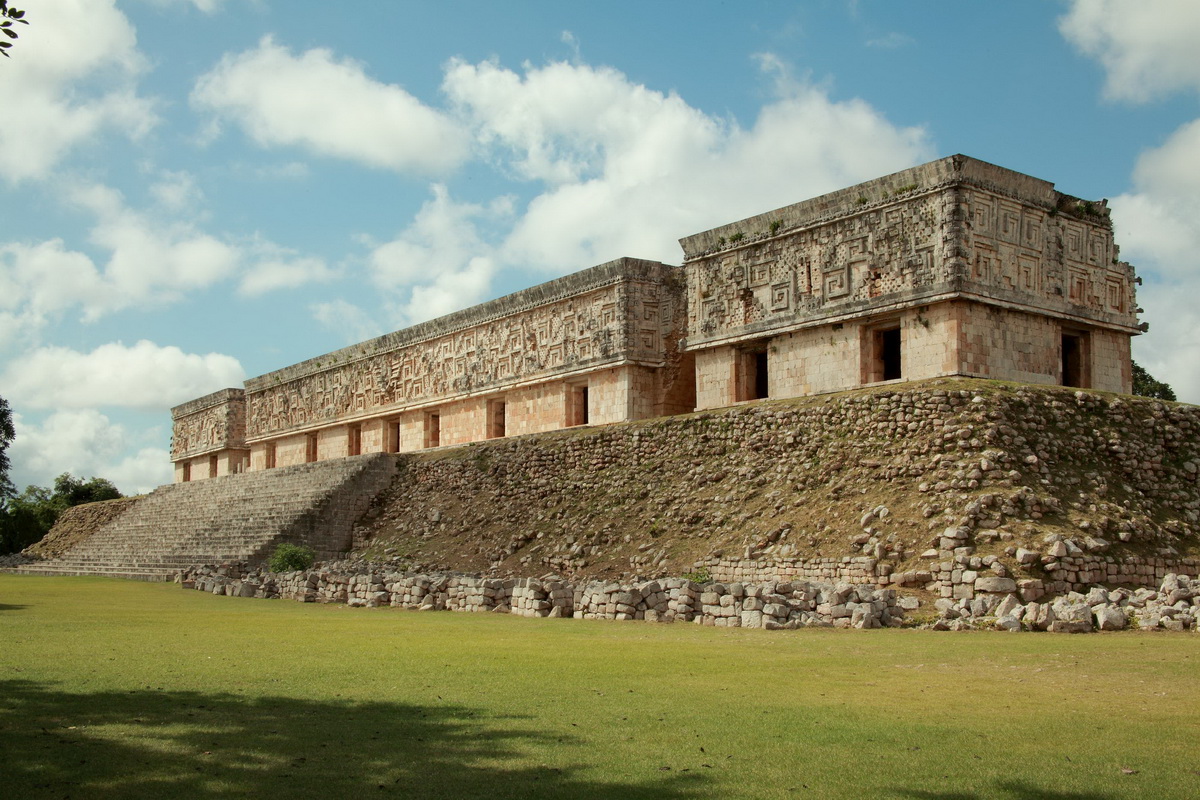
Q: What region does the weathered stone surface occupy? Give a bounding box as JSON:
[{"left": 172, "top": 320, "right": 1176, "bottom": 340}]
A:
[
  {"left": 975, "top": 577, "right": 1017, "bottom": 594},
  {"left": 1093, "top": 605, "right": 1127, "bottom": 631}
]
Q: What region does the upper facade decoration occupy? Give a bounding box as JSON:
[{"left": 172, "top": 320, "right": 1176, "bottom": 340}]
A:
[{"left": 679, "top": 155, "right": 1139, "bottom": 348}]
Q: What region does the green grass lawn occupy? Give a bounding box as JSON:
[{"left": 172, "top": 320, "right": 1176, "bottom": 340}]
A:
[{"left": 1, "top": 575, "right": 1197, "bottom": 799}]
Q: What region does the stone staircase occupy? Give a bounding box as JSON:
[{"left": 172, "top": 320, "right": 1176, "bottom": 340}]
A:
[{"left": 12, "top": 454, "right": 399, "bottom": 581}]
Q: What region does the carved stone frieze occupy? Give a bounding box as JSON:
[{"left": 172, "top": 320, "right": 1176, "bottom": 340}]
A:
[
  {"left": 170, "top": 389, "right": 247, "bottom": 460},
  {"left": 243, "top": 261, "right": 684, "bottom": 439}
]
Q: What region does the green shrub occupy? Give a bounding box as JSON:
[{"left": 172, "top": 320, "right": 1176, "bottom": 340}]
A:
[{"left": 269, "top": 543, "right": 315, "bottom": 572}]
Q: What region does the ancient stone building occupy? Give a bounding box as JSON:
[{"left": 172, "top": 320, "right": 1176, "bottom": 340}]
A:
[
  {"left": 682, "top": 155, "right": 1140, "bottom": 408},
  {"left": 172, "top": 258, "right": 692, "bottom": 481},
  {"left": 171, "top": 155, "right": 1141, "bottom": 481}
]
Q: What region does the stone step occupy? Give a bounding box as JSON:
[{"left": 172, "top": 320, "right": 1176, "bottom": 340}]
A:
[{"left": 26, "top": 453, "right": 398, "bottom": 579}]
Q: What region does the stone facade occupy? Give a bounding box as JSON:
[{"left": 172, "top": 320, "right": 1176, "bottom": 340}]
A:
[
  {"left": 681, "top": 155, "right": 1139, "bottom": 409},
  {"left": 172, "top": 156, "right": 1141, "bottom": 481},
  {"left": 170, "top": 388, "right": 250, "bottom": 482}
]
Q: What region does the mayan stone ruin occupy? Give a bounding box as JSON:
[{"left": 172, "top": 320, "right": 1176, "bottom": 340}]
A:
[
  {"left": 17, "top": 154, "right": 1194, "bottom": 635},
  {"left": 170, "top": 155, "right": 1141, "bottom": 481}
]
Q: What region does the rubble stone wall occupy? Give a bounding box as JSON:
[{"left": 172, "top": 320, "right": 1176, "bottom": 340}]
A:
[{"left": 177, "top": 564, "right": 1199, "bottom": 633}]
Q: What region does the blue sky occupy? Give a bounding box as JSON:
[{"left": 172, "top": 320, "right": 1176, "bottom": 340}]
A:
[{"left": 3, "top": 0, "right": 1199, "bottom": 494}]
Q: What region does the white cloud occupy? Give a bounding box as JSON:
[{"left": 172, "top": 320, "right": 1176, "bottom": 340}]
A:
[
  {"left": 443, "top": 56, "right": 932, "bottom": 271},
  {"left": 238, "top": 248, "right": 335, "bottom": 296},
  {"left": 311, "top": 299, "right": 384, "bottom": 345},
  {"left": 70, "top": 182, "right": 242, "bottom": 315},
  {"left": 1060, "top": 0, "right": 1200, "bottom": 101},
  {"left": 0, "top": 0, "right": 156, "bottom": 182},
  {"left": 140, "top": 0, "right": 227, "bottom": 12},
  {"left": 7, "top": 410, "right": 172, "bottom": 495},
  {"left": 0, "top": 239, "right": 108, "bottom": 341},
  {"left": 104, "top": 447, "right": 175, "bottom": 496},
  {"left": 191, "top": 36, "right": 470, "bottom": 174},
  {"left": 2, "top": 340, "right": 245, "bottom": 411},
  {"left": 368, "top": 185, "right": 509, "bottom": 324},
  {"left": 1108, "top": 119, "right": 1200, "bottom": 403},
  {"left": 149, "top": 170, "right": 204, "bottom": 213},
  {"left": 1131, "top": 284, "right": 1200, "bottom": 404}
]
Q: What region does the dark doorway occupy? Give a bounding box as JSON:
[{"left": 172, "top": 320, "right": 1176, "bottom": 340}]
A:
[
  {"left": 754, "top": 351, "right": 770, "bottom": 399},
  {"left": 736, "top": 345, "right": 770, "bottom": 402},
  {"left": 879, "top": 327, "right": 902, "bottom": 381},
  {"left": 1062, "top": 334, "right": 1084, "bottom": 387}
]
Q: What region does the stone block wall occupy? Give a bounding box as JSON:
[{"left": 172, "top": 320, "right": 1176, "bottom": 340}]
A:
[{"left": 680, "top": 155, "right": 1139, "bottom": 409}]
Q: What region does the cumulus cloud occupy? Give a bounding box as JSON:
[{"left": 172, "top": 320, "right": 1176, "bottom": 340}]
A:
[
  {"left": 7, "top": 410, "right": 172, "bottom": 495},
  {"left": 140, "top": 0, "right": 227, "bottom": 12},
  {"left": 238, "top": 240, "right": 335, "bottom": 296},
  {"left": 1, "top": 340, "right": 245, "bottom": 411},
  {"left": 0, "top": 181, "right": 334, "bottom": 345},
  {"left": 148, "top": 170, "right": 204, "bottom": 213},
  {"left": 1060, "top": 0, "right": 1200, "bottom": 100},
  {"left": 192, "top": 37, "right": 470, "bottom": 174},
  {"left": 311, "top": 300, "right": 385, "bottom": 345},
  {"left": 70, "top": 182, "right": 241, "bottom": 314},
  {"left": 443, "top": 55, "right": 932, "bottom": 271},
  {"left": 1059, "top": 3, "right": 1200, "bottom": 401},
  {"left": 1108, "top": 120, "right": 1200, "bottom": 402},
  {"left": 368, "top": 185, "right": 510, "bottom": 324},
  {"left": 0, "top": 0, "right": 156, "bottom": 182}
]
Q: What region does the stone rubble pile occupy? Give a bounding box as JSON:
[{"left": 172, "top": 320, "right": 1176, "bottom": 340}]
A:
[
  {"left": 177, "top": 562, "right": 1197, "bottom": 634},
  {"left": 931, "top": 573, "right": 1198, "bottom": 632}
]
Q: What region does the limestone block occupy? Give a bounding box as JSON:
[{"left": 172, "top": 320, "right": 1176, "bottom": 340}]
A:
[{"left": 974, "top": 577, "right": 1017, "bottom": 594}]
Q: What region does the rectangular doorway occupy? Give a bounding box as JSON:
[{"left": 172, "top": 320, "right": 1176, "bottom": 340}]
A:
[
  {"left": 424, "top": 412, "right": 440, "bottom": 448},
  {"left": 487, "top": 399, "right": 506, "bottom": 439},
  {"left": 735, "top": 345, "right": 769, "bottom": 402},
  {"left": 1062, "top": 332, "right": 1089, "bottom": 388},
  {"left": 568, "top": 384, "right": 589, "bottom": 426}
]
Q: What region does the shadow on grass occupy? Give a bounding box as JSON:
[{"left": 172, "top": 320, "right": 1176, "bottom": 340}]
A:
[
  {"left": 0, "top": 679, "right": 706, "bottom": 800},
  {"left": 0, "top": 603, "right": 27, "bottom": 612},
  {"left": 894, "top": 785, "right": 1117, "bottom": 799}
]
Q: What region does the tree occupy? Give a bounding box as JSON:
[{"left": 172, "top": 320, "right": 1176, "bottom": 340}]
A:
[
  {"left": 0, "top": 395, "right": 13, "bottom": 502},
  {"left": 0, "top": 472, "right": 124, "bottom": 555},
  {"left": 1132, "top": 360, "right": 1176, "bottom": 402},
  {"left": 0, "top": 2, "right": 29, "bottom": 59}
]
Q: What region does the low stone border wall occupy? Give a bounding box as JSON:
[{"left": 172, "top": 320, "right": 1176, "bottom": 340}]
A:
[
  {"left": 176, "top": 563, "right": 1197, "bottom": 633},
  {"left": 705, "top": 552, "right": 1200, "bottom": 602},
  {"left": 178, "top": 564, "right": 907, "bottom": 629}
]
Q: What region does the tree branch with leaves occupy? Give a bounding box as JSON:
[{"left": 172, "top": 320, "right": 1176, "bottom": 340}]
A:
[{"left": 0, "top": 1, "right": 29, "bottom": 60}]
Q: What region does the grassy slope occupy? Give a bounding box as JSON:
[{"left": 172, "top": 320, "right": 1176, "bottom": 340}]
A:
[{"left": 1, "top": 575, "right": 1197, "bottom": 799}]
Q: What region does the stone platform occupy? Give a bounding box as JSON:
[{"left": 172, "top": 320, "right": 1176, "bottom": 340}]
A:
[{"left": 12, "top": 454, "right": 397, "bottom": 581}]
